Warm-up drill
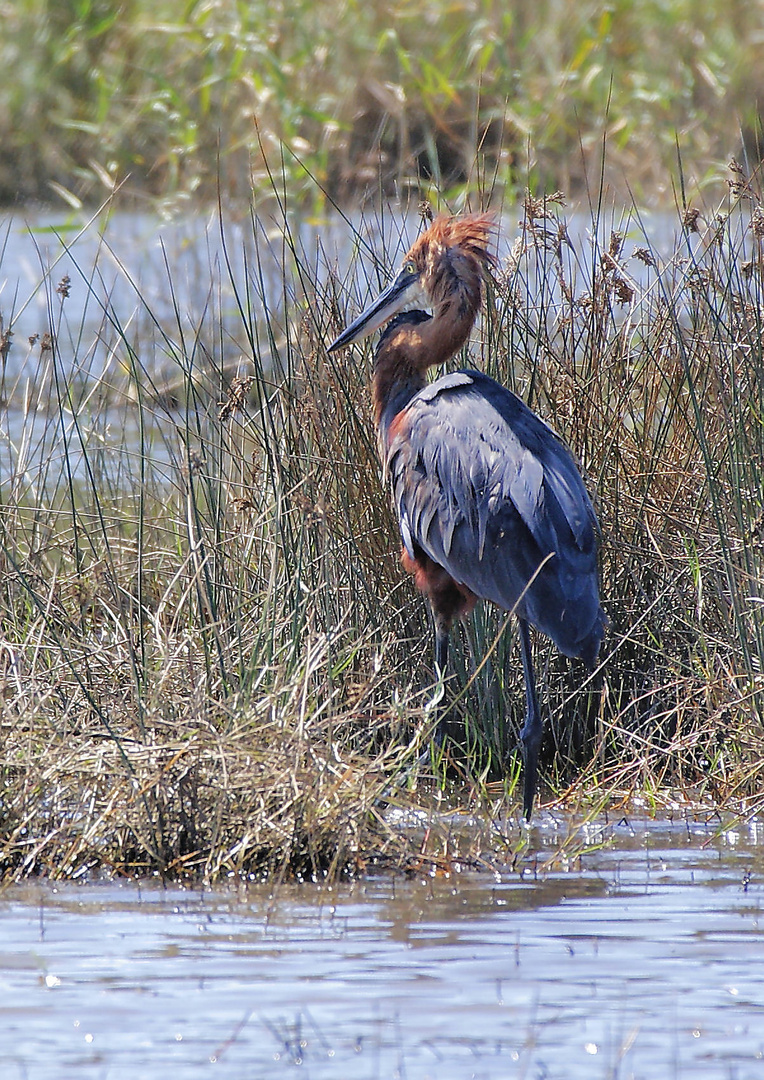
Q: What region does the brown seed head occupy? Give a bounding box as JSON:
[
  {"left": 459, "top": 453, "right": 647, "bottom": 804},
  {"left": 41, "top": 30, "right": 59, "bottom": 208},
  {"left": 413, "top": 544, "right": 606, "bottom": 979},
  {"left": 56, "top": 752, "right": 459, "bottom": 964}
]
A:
[
  {"left": 751, "top": 206, "right": 764, "bottom": 239},
  {"left": 682, "top": 206, "right": 701, "bottom": 232}
]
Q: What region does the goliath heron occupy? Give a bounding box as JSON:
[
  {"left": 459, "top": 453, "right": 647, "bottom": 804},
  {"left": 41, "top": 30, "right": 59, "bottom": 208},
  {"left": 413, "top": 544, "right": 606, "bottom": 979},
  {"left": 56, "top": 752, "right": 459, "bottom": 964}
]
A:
[{"left": 328, "top": 213, "right": 605, "bottom": 819}]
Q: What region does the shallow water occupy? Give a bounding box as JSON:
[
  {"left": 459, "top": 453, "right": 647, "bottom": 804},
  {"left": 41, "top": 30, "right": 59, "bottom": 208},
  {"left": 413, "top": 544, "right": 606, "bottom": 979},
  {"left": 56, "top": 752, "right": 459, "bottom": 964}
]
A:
[
  {"left": 0, "top": 205, "right": 685, "bottom": 382},
  {"left": 2, "top": 812, "right": 764, "bottom": 1079}
]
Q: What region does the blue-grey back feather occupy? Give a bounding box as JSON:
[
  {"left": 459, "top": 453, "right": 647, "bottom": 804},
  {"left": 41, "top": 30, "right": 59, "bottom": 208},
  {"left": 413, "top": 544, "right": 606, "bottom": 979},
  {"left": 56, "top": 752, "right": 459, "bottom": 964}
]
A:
[{"left": 384, "top": 369, "right": 605, "bottom": 665}]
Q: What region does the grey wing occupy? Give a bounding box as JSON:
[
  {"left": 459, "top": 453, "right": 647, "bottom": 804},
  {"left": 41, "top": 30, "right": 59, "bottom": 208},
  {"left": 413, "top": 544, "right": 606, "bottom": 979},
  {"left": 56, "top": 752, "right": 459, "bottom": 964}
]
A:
[{"left": 386, "top": 370, "right": 604, "bottom": 661}]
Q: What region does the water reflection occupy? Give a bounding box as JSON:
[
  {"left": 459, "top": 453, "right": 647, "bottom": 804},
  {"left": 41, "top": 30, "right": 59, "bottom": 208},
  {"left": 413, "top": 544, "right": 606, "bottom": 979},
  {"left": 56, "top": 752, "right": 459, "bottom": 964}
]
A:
[{"left": 1, "top": 813, "right": 763, "bottom": 1078}]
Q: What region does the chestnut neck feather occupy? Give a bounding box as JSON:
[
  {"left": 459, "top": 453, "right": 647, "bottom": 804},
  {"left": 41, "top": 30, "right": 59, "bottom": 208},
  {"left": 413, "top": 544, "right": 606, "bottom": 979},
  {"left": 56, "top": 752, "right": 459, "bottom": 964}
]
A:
[{"left": 373, "top": 283, "right": 481, "bottom": 429}]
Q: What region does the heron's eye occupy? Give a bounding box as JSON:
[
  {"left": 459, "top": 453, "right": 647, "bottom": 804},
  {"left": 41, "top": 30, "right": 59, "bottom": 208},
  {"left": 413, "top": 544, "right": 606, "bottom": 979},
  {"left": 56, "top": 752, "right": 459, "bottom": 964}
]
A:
[{"left": 403, "top": 261, "right": 417, "bottom": 275}]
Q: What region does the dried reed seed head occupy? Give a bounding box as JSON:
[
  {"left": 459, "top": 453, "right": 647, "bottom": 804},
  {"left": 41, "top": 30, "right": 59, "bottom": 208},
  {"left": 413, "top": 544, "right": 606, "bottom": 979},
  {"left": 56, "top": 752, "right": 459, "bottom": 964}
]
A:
[
  {"left": 612, "top": 275, "right": 635, "bottom": 305},
  {"left": 218, "top": 374, "right": 255, "bottom": 421},
  {"left": 682, "top": 207, "right": 701, "bottom": 232},
  {"left": 528, "top": 223, "right": 569, "bottom": 256},
  {"left": 712, "top": 214, "right": 728, "bottom": 245},
  {"left": 232, "top": 497, "right": 258, "bottom": 514},
  {"left": 523, "top": 188, "right": 566, "bottom": 222},
  {"left": 523, "top": 191, "right": 544, "bottom": 220},
  {"left": 418, "top": 201, "right": 434, "bottom": 223},
  {"left": 727, "top": 159, "right": 757, "bottom": 201},
  {"left": 495, "top": 234, "right": 526, "bottom": 302},
  {"left": 0, "top": 327, "right": 12, "bottom": 360},
  {"left": 184, "top": 449, "right": 206, "bottom": 476},
  {"left": 56, "top": 275, "right": 71, "bottom": 298},
  {"left": 728, "top": 179, "right": 754, "bottom": 200},
  {"left": 750, "top": 206, "right": 764, "bottom": 239},
  {"left": 687, "top": 267, "right": 716, "bottom": 291},
  {"left": 505, "top": 235, "right": 526, "bottom": 271},
  {"left": 632, "top": 247, "right": 656, "bottom": 268},
  {"left": 608, "top": 232, "right": 624, "bottom": 258}
]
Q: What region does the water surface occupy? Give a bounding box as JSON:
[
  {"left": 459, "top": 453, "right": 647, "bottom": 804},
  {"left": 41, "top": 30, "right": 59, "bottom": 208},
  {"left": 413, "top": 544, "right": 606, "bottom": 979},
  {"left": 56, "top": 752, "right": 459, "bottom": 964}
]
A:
[{"left": 2, "top": 811, "right": 763, "bottom": 1079}]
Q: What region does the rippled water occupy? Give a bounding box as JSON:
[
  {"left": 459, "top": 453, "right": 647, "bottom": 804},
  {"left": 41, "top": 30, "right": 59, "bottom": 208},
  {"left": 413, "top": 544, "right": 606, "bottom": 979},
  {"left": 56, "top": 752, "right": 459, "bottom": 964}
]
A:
[
  {"left": 1, "top": 812, "right": 763, "bottom": 1079},
  {"left": 1, "top": 206, "right": 683, "bottom": 379}
]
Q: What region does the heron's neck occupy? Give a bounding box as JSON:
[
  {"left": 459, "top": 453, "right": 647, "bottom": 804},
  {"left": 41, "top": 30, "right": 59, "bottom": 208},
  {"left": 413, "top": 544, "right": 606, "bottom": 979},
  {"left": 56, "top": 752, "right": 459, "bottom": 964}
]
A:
[
  {"left": 373, "top": 359, "right": 426, "bottom": 438},
  {"left": 372, "top": 297, "right": 478, "bottom": 430}
]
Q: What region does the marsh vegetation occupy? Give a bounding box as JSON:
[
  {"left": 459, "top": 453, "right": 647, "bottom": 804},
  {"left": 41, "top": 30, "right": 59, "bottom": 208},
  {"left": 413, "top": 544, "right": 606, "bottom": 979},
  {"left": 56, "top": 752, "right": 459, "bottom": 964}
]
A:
[
  {"left": 2, "top": 1, "right": 763, "bottom": 211},
  {"left": 1, "top": 151, "right": 763, "bottom": 881}
]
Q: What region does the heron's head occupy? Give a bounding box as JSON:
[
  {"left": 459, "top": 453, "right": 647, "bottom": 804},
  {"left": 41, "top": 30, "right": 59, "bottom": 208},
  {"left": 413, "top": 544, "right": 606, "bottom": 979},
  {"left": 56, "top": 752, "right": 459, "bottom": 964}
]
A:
[{"left": 328, "top": 213, "right": 495, "bottom": 354}]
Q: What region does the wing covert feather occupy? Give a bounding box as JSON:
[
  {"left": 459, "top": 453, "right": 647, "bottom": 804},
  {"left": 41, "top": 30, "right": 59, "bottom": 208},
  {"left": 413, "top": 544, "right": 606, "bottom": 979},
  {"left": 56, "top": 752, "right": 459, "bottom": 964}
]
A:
[{"left": 384, "top": 369, "right": 602, "bottom": 657}]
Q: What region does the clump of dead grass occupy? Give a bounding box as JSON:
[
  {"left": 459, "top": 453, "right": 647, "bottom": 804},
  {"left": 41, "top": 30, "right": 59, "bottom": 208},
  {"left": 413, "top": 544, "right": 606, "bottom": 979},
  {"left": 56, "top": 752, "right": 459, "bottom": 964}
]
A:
[
  {"left": 1, "top": 161, "right": 764, "bottom": 883},
  {"left": 0, "top": 679, "right": 405, "bottom": 881}
]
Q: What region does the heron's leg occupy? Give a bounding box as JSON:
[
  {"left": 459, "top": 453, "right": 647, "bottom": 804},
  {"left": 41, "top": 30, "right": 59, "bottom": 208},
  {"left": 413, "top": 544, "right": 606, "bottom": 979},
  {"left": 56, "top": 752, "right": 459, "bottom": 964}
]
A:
[
  {"left": 517, "top": 618, "right": 542, "bottom": 821},
  {"left": 431, "top": 621, "right": 450, "bottom": 745}
]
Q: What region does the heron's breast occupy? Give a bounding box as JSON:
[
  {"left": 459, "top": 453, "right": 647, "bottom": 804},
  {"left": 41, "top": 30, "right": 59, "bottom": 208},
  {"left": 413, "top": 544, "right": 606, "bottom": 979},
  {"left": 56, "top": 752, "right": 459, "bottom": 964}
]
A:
[{"left": 382, "top": 405, "right": 411, "bottom": 448}]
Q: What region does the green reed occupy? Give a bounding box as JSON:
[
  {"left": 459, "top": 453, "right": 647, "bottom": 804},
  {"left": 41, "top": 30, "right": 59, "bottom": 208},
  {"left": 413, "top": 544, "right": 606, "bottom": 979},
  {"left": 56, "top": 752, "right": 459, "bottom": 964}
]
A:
[{"left": 2, "top": 1, "right": 762, "bottom": 211}]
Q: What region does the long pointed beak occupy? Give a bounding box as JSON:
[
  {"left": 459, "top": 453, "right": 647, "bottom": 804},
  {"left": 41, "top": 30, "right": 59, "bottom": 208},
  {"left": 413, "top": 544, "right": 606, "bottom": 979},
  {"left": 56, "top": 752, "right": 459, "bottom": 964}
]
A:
[{"left": 328, "top": 268, "right": 424, "bottom": 352}]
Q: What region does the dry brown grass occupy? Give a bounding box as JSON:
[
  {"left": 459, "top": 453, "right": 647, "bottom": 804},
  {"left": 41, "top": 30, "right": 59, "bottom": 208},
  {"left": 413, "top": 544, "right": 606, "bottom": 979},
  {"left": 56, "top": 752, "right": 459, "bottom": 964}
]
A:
[{"left": 1, "top": 165, "right": 764, "bottom": 883}]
